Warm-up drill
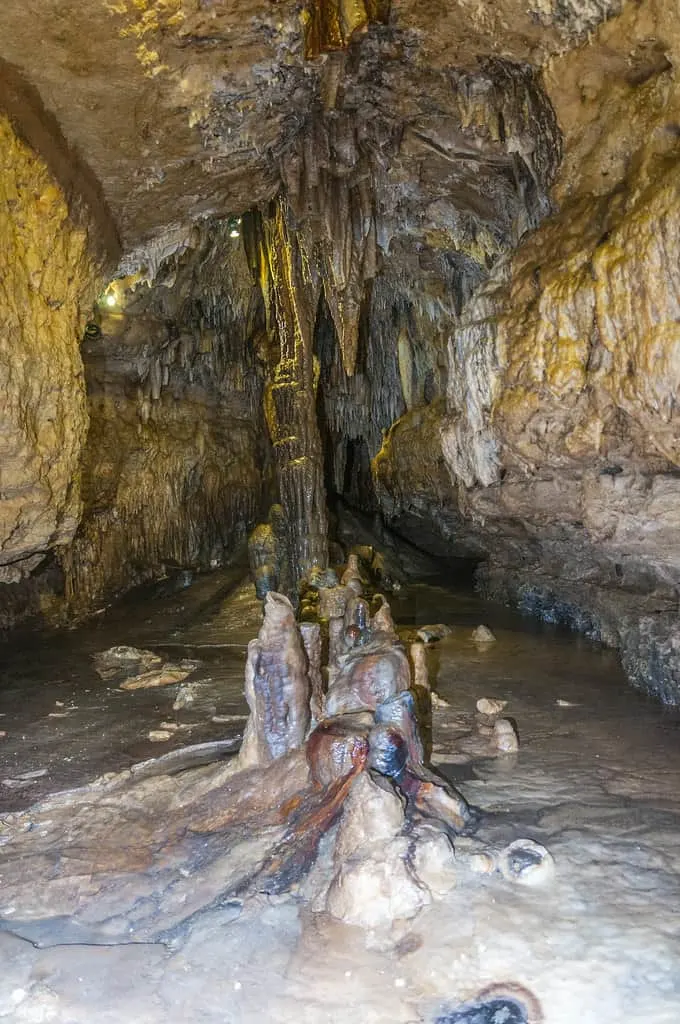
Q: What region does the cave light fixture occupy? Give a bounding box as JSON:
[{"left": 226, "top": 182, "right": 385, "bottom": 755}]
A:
[
  {"left": 228, "top": 214, "right": 242, "bottom": 239},
  {"left": 99, "top": 279, "right": 125, "bottom": 313},
  {"left": 98, "top": 270, "right": 146, "bottom": 314}
]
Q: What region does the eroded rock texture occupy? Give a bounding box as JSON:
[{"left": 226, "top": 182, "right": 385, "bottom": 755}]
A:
[
  {"left": 378, "top": 0, "right": 680, "bottom": 700},
  {"left": 60, "top": 223, "right": 270, "bottom": 618},
  {"left": 1, "top": 0, "right": 678, "bottom": 705},
  {"left": 0, "top": 117, "right": 101, "bottom": 586}
]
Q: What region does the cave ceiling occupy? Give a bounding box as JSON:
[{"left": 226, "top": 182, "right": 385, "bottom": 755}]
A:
[{"left": 0, "top": 0, "right": 623, "bottom": 273}]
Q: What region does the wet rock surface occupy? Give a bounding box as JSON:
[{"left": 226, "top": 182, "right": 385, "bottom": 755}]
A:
[{"left": 0, "top": 560, "right": 679, "bottom": 1022}]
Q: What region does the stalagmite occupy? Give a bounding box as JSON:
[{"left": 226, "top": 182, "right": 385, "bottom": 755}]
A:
[
  {"left": 240, "top": 592, "right": 311, "bottom": 767},
  {"left": 372, "top": 594, "right": 399, "bottom": 640}
]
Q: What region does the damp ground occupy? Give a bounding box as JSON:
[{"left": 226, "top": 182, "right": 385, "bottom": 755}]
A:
[{"left": 1, "top": 562, "right": 679, "bottom": 1023}]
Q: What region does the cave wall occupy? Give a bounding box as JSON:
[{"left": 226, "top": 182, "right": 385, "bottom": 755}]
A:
[
  {"left": 375, "top": 0, "right": 680, "bottom": 700},
  {"left": 57, "top": 224, "right": 271, "bottom": 620},
  {"left": 0, "top": 206, "right": 272, "bottom": 629},
  {"left": 0, "top": 116, "right": 102, "bottom": 586}
]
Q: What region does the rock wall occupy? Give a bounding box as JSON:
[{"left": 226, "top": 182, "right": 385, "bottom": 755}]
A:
[
  {"left": 378, "top": 0, "right": 680, "bottom": 701},
  {"left": 58, "top": 225, "right": 271, "bottom": 619},
  {"left": 0, "top": 116, "right": 102, "bottom": 585},
  {"left": 0, "top": 218, "right": 271, "bottom": 629}
]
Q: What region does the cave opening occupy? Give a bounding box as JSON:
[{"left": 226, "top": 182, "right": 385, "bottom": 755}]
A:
[{"left": 1, "top": 1, "right": 680, "bottom": 1020}]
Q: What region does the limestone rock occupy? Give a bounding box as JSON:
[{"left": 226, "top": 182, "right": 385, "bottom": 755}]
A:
[
  {"left": 471, "top": 625, "right": 497, "bottom": 644},
  {"left": 476, "top": 697, "right": 508, "bottom": 716},
  {"left": 0, "top": 118, "right": 98, "bottom": 580},
  {"left": 493, "top": 718, "right": 520, "bottom": 753},
  {"left": 93, "top": 646, "right": 162, "bottom": 679}
]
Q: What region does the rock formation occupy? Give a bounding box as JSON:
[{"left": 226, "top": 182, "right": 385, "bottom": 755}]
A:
[
  {"left": 0, "top": 0, "right": 678, "bottom": 703},
  {"left": 0, "top": 116, "right": 101, "bottom": 587}
]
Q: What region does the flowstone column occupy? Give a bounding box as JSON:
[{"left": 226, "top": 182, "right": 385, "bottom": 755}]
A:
[{"left": 253, "top": 198, "right": 329, "bottom": 587}]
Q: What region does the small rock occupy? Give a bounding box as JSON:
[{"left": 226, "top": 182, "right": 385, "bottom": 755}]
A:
[
  {"left": 476, "top": 697, "right": 507, "bottom": 716},
  {"left": 416, "top": 624, "right": 452, "bottom": 644},
  {"left": 173, "top": 682, "right": 200, "bottom": 709},
  {"left": 0, "top": 731, "right": 6, "bottom": 738},
  {"left": 120, "top": 663, "right": 196, "bottom": 690},
  {"left": 493, "top": 718, "right": 519, "bottom": 752},
  {"left": 93, "top": 645, "right": 162, "bottom": 679},
  {"left": 499, "top": 839, "right": 555, "bottom": 886},
  {"left": 431, "top": 692, "right": 450, "bottom": 708},
  {"left": 16, "top": 768, "right": 48, "bottom": 780},
  {"left": 159, "top": 722, "right": 180, "bottom": 732},
  {"left": 556, "top": 698, "right": 580, "bottom": 707},
  {"left": 471, "top": 625, "right": 496, "bottom": 644},
  {"left": 148, "top": 730, "right": 173, "bottom": 742}
]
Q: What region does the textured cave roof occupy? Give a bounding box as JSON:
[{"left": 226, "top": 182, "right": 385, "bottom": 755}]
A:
[{"left": 0, "top": 0, "right": 622, "bottom": 265}]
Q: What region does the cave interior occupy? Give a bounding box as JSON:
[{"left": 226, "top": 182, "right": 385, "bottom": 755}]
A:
[{"left": 1, "top": 1, "right": 680, "bottom": 1022}]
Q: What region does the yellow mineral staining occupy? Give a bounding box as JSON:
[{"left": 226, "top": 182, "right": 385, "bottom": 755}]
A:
[
  {"left": 0, "top": 117, "right": 101, "bottom": 580},
  {"left": 303, "top": 0, "right": 389, "bottom": 59},
  {"left": 493, "top": 158, "right": 680, "bottom": 470},
  {"left": 103, "top": 0, "right": 184, "bottom": 76},
  {"left": 254, "top": 199, "right": 329, "bottom": 580},
  {"left": 372, "top": 400, "right": 450, "bottom": 514}
]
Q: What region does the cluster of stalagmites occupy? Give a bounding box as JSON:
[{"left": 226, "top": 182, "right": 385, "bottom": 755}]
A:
[{"left": 239, "top": 553, "right": 473, "bottom": 930}]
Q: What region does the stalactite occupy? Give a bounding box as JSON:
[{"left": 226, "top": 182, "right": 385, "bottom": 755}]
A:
[
  {"left": 283, "top": 111, "right": 380, "bottom": 378},
  {"left": 302, "top": 0, "right": 390, "bottom": 59}
]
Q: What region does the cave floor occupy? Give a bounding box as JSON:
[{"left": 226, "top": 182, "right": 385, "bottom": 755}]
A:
[{"left": 1, "top": 571, "right": 680, "bottom": 1022}]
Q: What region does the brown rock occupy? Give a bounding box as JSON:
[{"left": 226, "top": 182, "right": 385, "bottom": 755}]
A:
[
  {"left": 120, "top": 664, "right": 195, "bottom": 690},
  {"left": 239, "top": 592, "right": 310, "bottom": 767}
]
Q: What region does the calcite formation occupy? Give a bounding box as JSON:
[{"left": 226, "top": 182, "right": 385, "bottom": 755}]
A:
[
  {"left": 230, "top": 566, "right": 474, "bottom": 919},
  {"left": 240, "top": 592, "right": 311, "bottom": 767}
]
